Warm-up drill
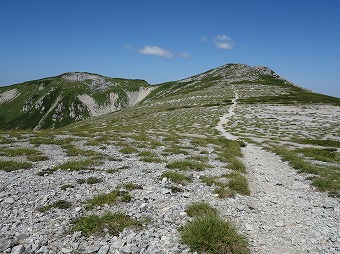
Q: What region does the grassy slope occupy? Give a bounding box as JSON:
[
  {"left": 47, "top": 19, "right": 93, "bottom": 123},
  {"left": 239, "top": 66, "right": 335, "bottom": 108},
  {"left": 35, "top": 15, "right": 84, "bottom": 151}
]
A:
[{"left": 0, "top": 73, "right": 150, "bottom": 130}]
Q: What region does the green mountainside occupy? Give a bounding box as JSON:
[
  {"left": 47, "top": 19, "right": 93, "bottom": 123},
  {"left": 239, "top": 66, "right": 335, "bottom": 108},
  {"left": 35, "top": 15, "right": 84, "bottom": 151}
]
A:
[
  {"left": 0, "top": 72, "right": 152, "bottom": 130},
  {"left": 0, "top": 63, "right": 339, "bottom": 252},
  {"left": 145, "top": 63, "right": 340, "bottom": 106},
  {"left": 0, "top": 64, "right": 339, "bottom": 131}
]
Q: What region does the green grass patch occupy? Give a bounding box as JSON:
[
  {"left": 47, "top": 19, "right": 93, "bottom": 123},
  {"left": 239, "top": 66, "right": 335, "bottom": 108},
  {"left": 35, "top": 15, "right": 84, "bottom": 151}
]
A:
[
  {"left": 76, "top": 178, "right": 86, "bottom": 184},
  {"left": 53, "top": 158, "right": 101, "bottom": 171},
  {"left": 189, "top": 155, "right": 209, "bottom": 163},
  {"left": 167, "top": 185, "right": 184, "bottom": 193},
  {"left": 61, "top": 184, "right": 75, "bottom": 190},
  {"left": 85, "top": 136, "right": 112, "bottom": 146},
  {"left": 86, "top": 176, "right": 103, "bottom": 184},
  {"left": 162, "top": 146, "right": 189, "bottom": 155},
  {"left": 71, "top": 212, "right": 142, "bottom": 236},
  {"left": 272, "top": 146, "right": 322, "bottom": 175},
  {"left": 161, "top": 171, "right": 192, "bottom": 184},
  {"left": 181, "top": 213, "right": 249, "bottom": 254},
  {"left": 166, "top": 160, "right": 211, "bottom": 171},
  {"left": 223, "top": 172, "right": 250, "bottom": 195},
  {"left": 140, "top": 156, "right": 165, "bottom": 163},
  {"left": 0, "top": 137, "right": 15, "bottom": 144},
  {"left": 0, "top": 147, "right": 38, "bottom": 156},
  {"left": 0, "top": 147, "right": 49, "bottom": 162},
  {"left": 36, "top": 168, "right": 55, "bottom": 176},
  {"left": 62, "top": 144, "right": 101, "bottom": 157},
  {"left": 30, "top": 137, "right": 75, "bottom": 145},
  {"left": 0, "top": 160, "right": 32, "bottom": 171},
  {"left": 123, "top": 182, "right": 143, "bottom": 190},
  {"left": 106, "top": 168, "right": 119, "bottom": 173},
  {"left": 214, "top": 186, "right": 235, "bottom": 198},
  {"left": 296, "top": 147, "right": 340, "bottom": 163},
  {"left": 273, "top": 146, "right": 340, "bottom": 197},
  {"left": 227, "top": 157, "right": 247, "bottom": 173},
  {"left": 28, "top": 154, "right": 49, "bottom": 161},
  {"left": 201, "top": 172, "right": 250, "bottom": 197},
  {"left": 185, "top": 202, "right": 218, "bottom": 218},
  {"left": 200, "top": 176, "right": 223, "bottom": 187},
  {"left": 86, "top": 189, "right": 132, "bottom": 209},
  {"left": 38, "top": 200, "right": 72, "bottom": 212},
  {"left": 119, "top": 146, "right": 138, "bottom": 154},
  {"left": 291, "top": 138, "right": 340, "bottom": 148}
]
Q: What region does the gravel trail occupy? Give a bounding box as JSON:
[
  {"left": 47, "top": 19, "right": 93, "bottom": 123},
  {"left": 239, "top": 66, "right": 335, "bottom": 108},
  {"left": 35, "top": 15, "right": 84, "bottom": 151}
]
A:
[
  {"left": 241, "top": 144, "right": 339, "bottom": 254},
  {"left": 215, "top": 90, "right": 238, "bottom": 141},
  {"left": 217, "top": 92, "right": 340, "bottom": 254}
]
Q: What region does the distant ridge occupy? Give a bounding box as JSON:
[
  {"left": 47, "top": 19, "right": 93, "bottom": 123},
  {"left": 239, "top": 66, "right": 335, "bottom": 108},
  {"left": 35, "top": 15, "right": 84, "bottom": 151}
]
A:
[
  {"left": 0, "top": 64, "right": 339, "bottom": 130},
  {"left": 0, "top": 72, "right": 152, "bottom": 130}
]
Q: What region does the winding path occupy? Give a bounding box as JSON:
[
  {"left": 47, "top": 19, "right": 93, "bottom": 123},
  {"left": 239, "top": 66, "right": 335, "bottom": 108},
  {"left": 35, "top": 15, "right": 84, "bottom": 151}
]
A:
[
  {"left": 216, "top": 91, "right": 340, "bottom": 254},
  {"left": 215, "top": 91, "right": 238, "bottom": 140}
]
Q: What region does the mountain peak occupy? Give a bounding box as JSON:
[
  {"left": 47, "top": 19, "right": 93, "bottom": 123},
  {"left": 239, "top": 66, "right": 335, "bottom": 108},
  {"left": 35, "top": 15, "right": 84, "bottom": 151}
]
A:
[{"left": 61, "top": 72, "right": 104, "bottom": 82}]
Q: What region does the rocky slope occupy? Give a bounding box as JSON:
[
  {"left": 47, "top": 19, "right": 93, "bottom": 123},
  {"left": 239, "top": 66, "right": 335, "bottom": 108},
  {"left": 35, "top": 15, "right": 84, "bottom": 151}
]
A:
[
  {"left": 0, "top": 63, "right": 339, "bottom": 254},
  {"left": 0, "top": 72, "right": 153, "bottom": 130}
]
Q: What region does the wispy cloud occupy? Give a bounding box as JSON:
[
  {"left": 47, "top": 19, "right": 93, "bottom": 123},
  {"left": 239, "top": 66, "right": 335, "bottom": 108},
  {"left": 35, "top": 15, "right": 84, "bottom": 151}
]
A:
[
  {"left": 178, "top": 52, "right": 190, "bottom": 58},
  {"left": 139, "top": 45, "right": 173, "bottom": 58},
  {"left": 213, "top": 34, "right": 235, "bottom": 49}
]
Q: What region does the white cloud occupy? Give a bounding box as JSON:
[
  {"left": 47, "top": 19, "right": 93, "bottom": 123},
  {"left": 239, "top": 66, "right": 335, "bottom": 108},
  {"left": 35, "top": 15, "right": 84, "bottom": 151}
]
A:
[
  {"left": 178, "top": 52, "right": 190, "bottom": 58},
  {"left": 214, "top": 34, "right": 234, "bottom": 49},
  {"left": 139, "top": 45, "right": 173, "bottom": 58}
]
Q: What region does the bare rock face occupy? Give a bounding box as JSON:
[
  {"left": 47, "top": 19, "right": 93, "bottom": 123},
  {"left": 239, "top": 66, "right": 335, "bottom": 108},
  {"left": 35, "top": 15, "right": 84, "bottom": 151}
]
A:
[
  {"left": 0, "top": 88, "right": 19, "bottom": 104},
  {"left": 61, "top": 73, "right": 118, "bottom": 91},
  {"left": 0, "top": 72, "right": 153, "bottom": 130}
]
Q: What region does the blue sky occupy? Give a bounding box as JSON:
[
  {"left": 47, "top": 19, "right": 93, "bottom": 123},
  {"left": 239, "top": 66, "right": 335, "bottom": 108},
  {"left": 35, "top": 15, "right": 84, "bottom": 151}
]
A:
[{"left": 0, "top": 0, "right": 339, "bottom": 98}]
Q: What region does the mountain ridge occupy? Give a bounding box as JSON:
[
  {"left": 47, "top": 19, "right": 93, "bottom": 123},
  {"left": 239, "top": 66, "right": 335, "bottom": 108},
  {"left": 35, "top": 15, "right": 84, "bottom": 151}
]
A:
[
  {"left": 0, "top": 63, "right": 339, "bottom": 130},
  {"left": 0, "top": 72, "right": 153, "bottom": 130}
]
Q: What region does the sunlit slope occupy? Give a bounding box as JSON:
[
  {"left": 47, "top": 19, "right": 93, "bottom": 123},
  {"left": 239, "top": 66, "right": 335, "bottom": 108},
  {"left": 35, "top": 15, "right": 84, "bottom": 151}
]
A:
[{"left": 0, "top": 72, "right": 151, "bottom": 130}]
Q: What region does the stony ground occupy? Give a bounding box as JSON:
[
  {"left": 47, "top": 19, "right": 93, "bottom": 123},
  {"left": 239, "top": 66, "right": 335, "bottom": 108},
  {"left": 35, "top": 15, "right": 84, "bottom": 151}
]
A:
[
  {"left": 1, "top": 84, "right": 339, "bottom": 254},
  {"left": 216, "top": 92, "right": 340, "bottom": 253}
]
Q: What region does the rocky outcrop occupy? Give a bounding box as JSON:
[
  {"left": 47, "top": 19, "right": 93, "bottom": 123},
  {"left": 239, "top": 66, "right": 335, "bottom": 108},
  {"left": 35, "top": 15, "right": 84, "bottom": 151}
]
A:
[
  {"left": 0, "top": 73, "right": 152, "bottom": 130},
  {"left": 0, "top": 89, "right": 19, "bottom": 104}
]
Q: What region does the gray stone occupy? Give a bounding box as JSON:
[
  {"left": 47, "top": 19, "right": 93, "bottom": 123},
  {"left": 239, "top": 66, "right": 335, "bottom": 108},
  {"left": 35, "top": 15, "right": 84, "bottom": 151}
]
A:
[
  {"left": 98, "top": 244, "right": 110, "bottom": 254},
  {"left": 86, "top": 245, "right": 101, "bottom": 253},
  {"left": 3, "top": 197, "right": 15, "bottom": 204},
  {"left": 10, "top": 245, "right": 26, "bottom": 254},
  {"left": 61, "top": 248, "right": 73, "bottom": 253},
  {"left": 110, "top": 239, "right": 124, "bottom": 250},
  {"left": 323, "top": 203, "right": 334, "bottom": 209},
  {"left": 139, "top": 203, "right": 148, "bottom": 211},
  {"left": 179, "top": 211, "right": 187, "bottom": 217},
  {"left": 36, "top": 246, "right": 49, "bottom": 254},
  {"left": 121, "top": 244, "right": 132, "bottom": 254},
  {"left": 245, "top": 223, "right": 254, "bottom": 231},
  {"left": 74, "top": 207, "right": 82, "bottom": 212},
  {"left": 275, "top": 221, "right": 285, "bottom": 227},
  {"left": 73, "top": 231, "right": 82, "bottom": 238},
  {"left": 161, "top": 188, "right": 171, "bottom": 195},
  {"left": 0, "top": 239, "right": 19, "bottom": 252}
]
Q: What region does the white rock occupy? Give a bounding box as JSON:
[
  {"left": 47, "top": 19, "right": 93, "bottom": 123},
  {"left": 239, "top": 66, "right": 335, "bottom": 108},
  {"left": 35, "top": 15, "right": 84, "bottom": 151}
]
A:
[
  {"left": 98, "top": 244, "right": 110, "bottom": 254},
  {"left": 61, "top": 248, "right": 73, "bottom": 253},
  {"left": 275, "top": 221, "right": 285, "bottom": 227},
  {"left": 139, "top": 203, "right": 148, "bottom": 211},
  {"left": 10, "top": 245, "right": 26, "bottom": 254},
  {"left": 3, "top": 197, "right": 15, "bottom": 204},
  {"left": 179, "top": 211, "right": 187, "bottom": 218},
  {"left": 245, "top": 223, "right": 254, "bottom": 231}
]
